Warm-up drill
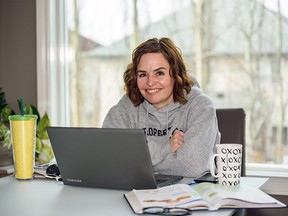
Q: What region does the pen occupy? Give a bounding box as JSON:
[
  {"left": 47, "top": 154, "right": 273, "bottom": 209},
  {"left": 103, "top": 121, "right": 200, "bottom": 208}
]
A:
[{"left": 187, "top": 180, "right": 197, "bottom": 186}]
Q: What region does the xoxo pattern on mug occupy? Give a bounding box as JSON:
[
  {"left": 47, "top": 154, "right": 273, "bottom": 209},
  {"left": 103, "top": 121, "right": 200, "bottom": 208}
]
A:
[{"left": 219, "top": 147, "right": 242, "bottom": 186}]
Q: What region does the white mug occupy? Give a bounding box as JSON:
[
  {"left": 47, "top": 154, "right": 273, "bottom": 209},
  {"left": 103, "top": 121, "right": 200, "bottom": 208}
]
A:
[{"left": 210, "top": 144, "right": 242, "bottom": 186}]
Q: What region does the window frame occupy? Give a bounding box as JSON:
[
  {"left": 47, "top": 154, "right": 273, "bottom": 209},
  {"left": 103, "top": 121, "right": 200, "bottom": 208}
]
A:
[{"left": 36, "top": 0, "right": 69, "bottom": 126}]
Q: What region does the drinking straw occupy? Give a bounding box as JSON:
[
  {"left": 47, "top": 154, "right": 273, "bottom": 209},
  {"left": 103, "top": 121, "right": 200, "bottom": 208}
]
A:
[{"left": 19, "top": 96, "right": 25, "bottom": 116}]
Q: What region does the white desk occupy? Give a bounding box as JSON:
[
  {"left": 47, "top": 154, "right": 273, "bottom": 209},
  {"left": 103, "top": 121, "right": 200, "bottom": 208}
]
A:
[{"left": 0, "top": 176, "right": 268, "bottom": 216}]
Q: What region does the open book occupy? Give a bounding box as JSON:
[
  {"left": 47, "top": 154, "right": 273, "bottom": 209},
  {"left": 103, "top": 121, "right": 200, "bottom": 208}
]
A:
[{"left": 124, "top": 182, "right": 286, "bottom": 214}]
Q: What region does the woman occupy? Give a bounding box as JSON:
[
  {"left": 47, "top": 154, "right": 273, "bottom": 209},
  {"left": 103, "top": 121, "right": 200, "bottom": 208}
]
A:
[{"left": 102, "top": 37, "right": 220, "bottom": 177}]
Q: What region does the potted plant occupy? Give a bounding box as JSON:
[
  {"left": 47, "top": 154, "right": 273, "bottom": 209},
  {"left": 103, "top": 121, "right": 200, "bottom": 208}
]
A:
[{"left": 0, "top": 88, "right": 54, "bottom": 166}]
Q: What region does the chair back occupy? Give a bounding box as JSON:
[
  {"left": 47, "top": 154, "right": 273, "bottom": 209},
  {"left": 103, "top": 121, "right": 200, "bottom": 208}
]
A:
[{"left": 216, "top": 108, "right": 246, "bottom": 176}]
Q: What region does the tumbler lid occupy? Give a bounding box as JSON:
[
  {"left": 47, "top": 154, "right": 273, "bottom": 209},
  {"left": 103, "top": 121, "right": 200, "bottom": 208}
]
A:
[{"left": 9, "top": 114, "right": 38, "bottom": 120}]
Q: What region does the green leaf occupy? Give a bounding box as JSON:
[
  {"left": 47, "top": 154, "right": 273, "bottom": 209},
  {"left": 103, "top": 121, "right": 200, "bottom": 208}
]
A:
[
  {"left": 0, "top": 106, "right": 15, "bottom": 128},
  {"left": 35, "top": 137, "right": 43, "bottom": 153},
  {"left": 3, "top": 129, "right": 12, "bottom": 149},
  {"left": 36, "top": 112, "right": 51, "bottom": 139},
  {"left": 29, "top": 104, "right": 40, "bottom": 124},
  {"left": 0, "top": 123, "right": 11, "bottom": 149},
  {"left": 0, "top": 123, "right": 9, "bottom": 142},
  {"left": 35, "top": 140, "right": 54, "bottom": 163},
  {"left": 0, "top": 88, "right": 8, "bottom": 110}
]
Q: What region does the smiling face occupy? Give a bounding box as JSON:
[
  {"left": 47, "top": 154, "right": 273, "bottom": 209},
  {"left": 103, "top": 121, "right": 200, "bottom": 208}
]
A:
[{"left": 136, "top": 52, "right": 175, "bottom": 109}]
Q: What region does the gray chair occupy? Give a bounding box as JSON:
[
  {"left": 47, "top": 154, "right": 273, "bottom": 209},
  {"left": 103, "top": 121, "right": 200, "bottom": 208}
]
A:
[{"left": 216, "top": 108, "right": 246, "bottom": 176}]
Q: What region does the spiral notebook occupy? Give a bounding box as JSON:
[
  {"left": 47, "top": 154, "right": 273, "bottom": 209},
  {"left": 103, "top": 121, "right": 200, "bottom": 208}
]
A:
[{"left": 47, "top": 127, "right": 183, "bottom": 190}]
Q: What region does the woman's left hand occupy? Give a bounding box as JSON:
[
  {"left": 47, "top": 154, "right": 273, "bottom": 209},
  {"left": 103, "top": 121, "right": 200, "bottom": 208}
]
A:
[{"left": 169, "top": 129, "right": 185, "bottom": 153}]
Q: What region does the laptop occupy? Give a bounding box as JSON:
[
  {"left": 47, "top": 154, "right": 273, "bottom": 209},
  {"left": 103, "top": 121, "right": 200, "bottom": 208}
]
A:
[{"left": 47, "top": 127, "right": 183, "bottom": 190}]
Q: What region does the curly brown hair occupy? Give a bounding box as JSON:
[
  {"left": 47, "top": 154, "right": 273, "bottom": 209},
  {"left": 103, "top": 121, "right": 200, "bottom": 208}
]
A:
[{"left": 124, "top": 37, "right": 193, "bottom": 106}]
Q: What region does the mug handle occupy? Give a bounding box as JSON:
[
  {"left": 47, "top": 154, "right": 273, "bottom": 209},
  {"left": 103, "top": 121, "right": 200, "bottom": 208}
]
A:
[{"left": 210, "top": 154, "right": 221, "bottom": 178}]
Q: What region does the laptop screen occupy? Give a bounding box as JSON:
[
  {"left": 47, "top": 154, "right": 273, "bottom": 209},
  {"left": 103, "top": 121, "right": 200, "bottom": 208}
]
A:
[{"left": 47, "top": 127, "right": 158, "bottom": 190}]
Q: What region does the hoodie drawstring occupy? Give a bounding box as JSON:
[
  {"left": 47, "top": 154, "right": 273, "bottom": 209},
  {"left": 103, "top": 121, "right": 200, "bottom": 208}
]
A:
[{"left": 166, "top": 109, "right": 169, "bottom": 141}]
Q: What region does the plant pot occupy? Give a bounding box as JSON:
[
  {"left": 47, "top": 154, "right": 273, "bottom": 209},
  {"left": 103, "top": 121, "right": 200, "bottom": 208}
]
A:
[{"left": 0, "top": 141, "right": 13, "bottom": 166}]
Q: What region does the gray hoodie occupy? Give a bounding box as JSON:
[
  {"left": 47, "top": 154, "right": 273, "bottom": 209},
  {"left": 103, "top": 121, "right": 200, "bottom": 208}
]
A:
[{"left": 102, "top": 84, "right": 220, "bottom": 178}]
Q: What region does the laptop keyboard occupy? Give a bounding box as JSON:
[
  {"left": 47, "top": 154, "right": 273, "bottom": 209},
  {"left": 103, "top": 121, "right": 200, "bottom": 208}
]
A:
[{"left": 155, "top": 174, "right": 171, "bottom": 184}]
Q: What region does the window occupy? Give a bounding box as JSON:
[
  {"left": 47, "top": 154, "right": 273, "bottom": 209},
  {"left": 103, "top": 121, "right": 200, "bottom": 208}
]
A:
[{"left": 37, "top": 0, "right": 288, "bottom": 176}]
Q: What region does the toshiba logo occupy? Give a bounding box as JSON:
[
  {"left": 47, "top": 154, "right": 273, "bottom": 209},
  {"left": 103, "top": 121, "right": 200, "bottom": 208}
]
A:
[{"left": 67, "top": 178, "right": 82, "bottom": 183}]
